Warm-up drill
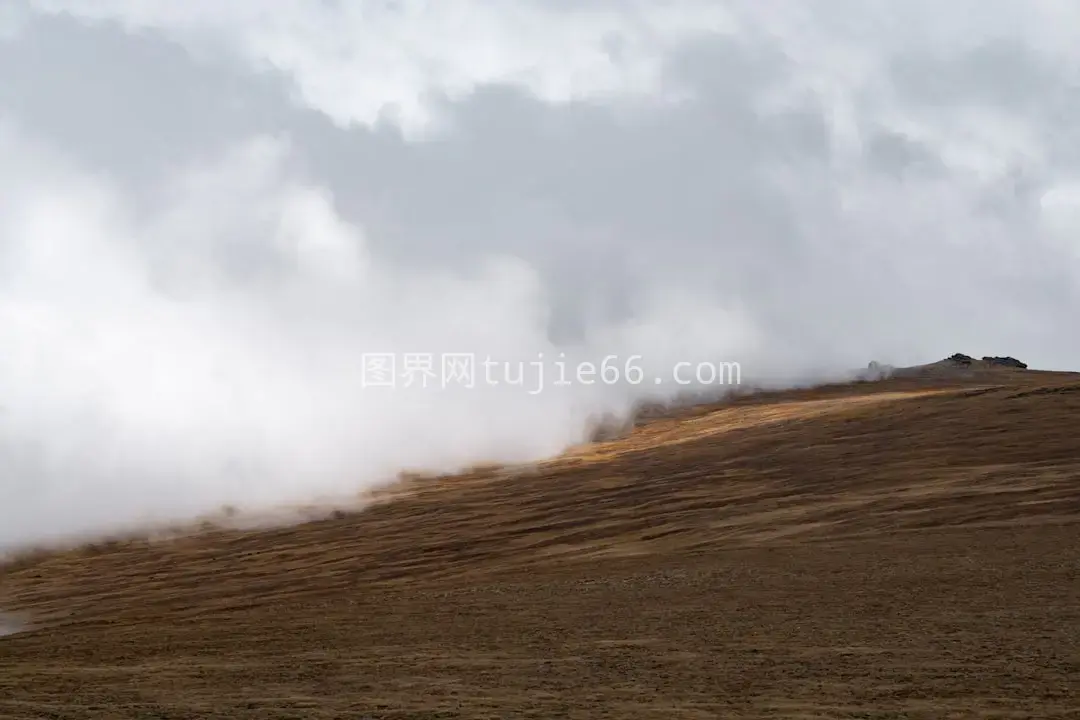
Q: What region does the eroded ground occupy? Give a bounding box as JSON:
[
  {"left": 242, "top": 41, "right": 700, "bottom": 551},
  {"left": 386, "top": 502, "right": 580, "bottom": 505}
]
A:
[{"left": 2, "top": 370, "right": 1078, "bottom": 718}]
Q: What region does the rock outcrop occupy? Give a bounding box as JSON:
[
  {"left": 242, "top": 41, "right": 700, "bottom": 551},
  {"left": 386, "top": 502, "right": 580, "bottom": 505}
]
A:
[
  {"left": 982, "top": 356, "right": 1028, "bottom": 369},
  {"left": 944, "top": 353, "right": 1027, "bottom": 369}
]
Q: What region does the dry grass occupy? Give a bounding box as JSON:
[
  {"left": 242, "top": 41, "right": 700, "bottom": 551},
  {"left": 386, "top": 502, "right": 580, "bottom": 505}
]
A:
[{"left": 1, "top": 367, "right": 1079, "bottom": 718}]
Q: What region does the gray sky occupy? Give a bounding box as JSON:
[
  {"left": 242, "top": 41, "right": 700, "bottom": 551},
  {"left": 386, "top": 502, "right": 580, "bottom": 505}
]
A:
[{"left": 2, "top": 1, "right": 1079, "bottom": 549}]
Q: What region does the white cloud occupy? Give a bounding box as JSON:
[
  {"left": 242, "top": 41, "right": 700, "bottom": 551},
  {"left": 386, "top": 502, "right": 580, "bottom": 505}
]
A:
[
  {"left": 0, "top": 1, "right": 26, "bottom": 39},
  {"left": 27, "top": 0, "right": 735, "bottom": 136},
  {"left": 0, "top": 122, "right": 757, "bottom": 550}
]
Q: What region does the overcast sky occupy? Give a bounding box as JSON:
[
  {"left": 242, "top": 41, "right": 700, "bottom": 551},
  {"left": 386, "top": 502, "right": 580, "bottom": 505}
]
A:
[{"left": 2, "top": 1, "right": 1079, "bottom": 549}]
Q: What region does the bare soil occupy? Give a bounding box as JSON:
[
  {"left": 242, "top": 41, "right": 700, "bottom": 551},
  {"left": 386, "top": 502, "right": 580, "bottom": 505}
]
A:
[{"left": 2, "top": 368, "right": 1079, "bottom": 718}]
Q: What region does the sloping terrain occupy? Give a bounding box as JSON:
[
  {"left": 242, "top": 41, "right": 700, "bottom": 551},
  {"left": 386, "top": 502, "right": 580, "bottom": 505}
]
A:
[{"left": 2, "top": 367, "right": 1079, "bottom": 718}]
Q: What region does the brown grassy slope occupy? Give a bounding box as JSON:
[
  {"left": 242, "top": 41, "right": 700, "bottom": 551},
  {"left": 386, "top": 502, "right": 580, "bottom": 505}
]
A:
[{"left": 1, "top": 369, "right": 1079, "bottom": 719}]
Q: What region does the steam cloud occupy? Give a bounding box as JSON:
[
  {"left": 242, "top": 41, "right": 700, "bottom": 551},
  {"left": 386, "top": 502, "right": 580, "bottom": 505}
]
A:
[{"left": 2, "top": 0, "right": 1080, "bottom": 551}]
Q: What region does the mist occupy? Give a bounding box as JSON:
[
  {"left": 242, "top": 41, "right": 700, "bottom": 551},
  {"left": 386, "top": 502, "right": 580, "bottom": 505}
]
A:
[{"left": 2, "top": 0, "right": 1080, "bottom": 552}]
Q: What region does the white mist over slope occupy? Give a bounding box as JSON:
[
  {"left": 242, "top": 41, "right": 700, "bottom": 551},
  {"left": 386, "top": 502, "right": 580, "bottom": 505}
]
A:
[
  {"left": 2, "top": 0, "right": 1080, "bottom": 551},
  {"left": 0, "top": 127, "right": 754, "bottom": 550}
]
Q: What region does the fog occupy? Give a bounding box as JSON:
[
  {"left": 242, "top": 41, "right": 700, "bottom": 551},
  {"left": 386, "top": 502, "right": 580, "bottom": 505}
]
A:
[{"left": 1, "top": 1, "right": 1079, "bottom": 552}]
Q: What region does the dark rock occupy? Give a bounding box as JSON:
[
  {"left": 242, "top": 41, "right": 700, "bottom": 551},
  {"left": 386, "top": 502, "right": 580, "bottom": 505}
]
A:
[
  {"left": 982, "top": 356, "right": 1028, "bottom": 369},
  {"left": 947, "top": 353, "right": 974, "bottom": 366}
]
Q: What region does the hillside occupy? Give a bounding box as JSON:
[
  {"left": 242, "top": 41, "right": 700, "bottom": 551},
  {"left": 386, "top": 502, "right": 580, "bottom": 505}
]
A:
[{"left": 2, "top": 365, "right": 1079, "bottom": 718}]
